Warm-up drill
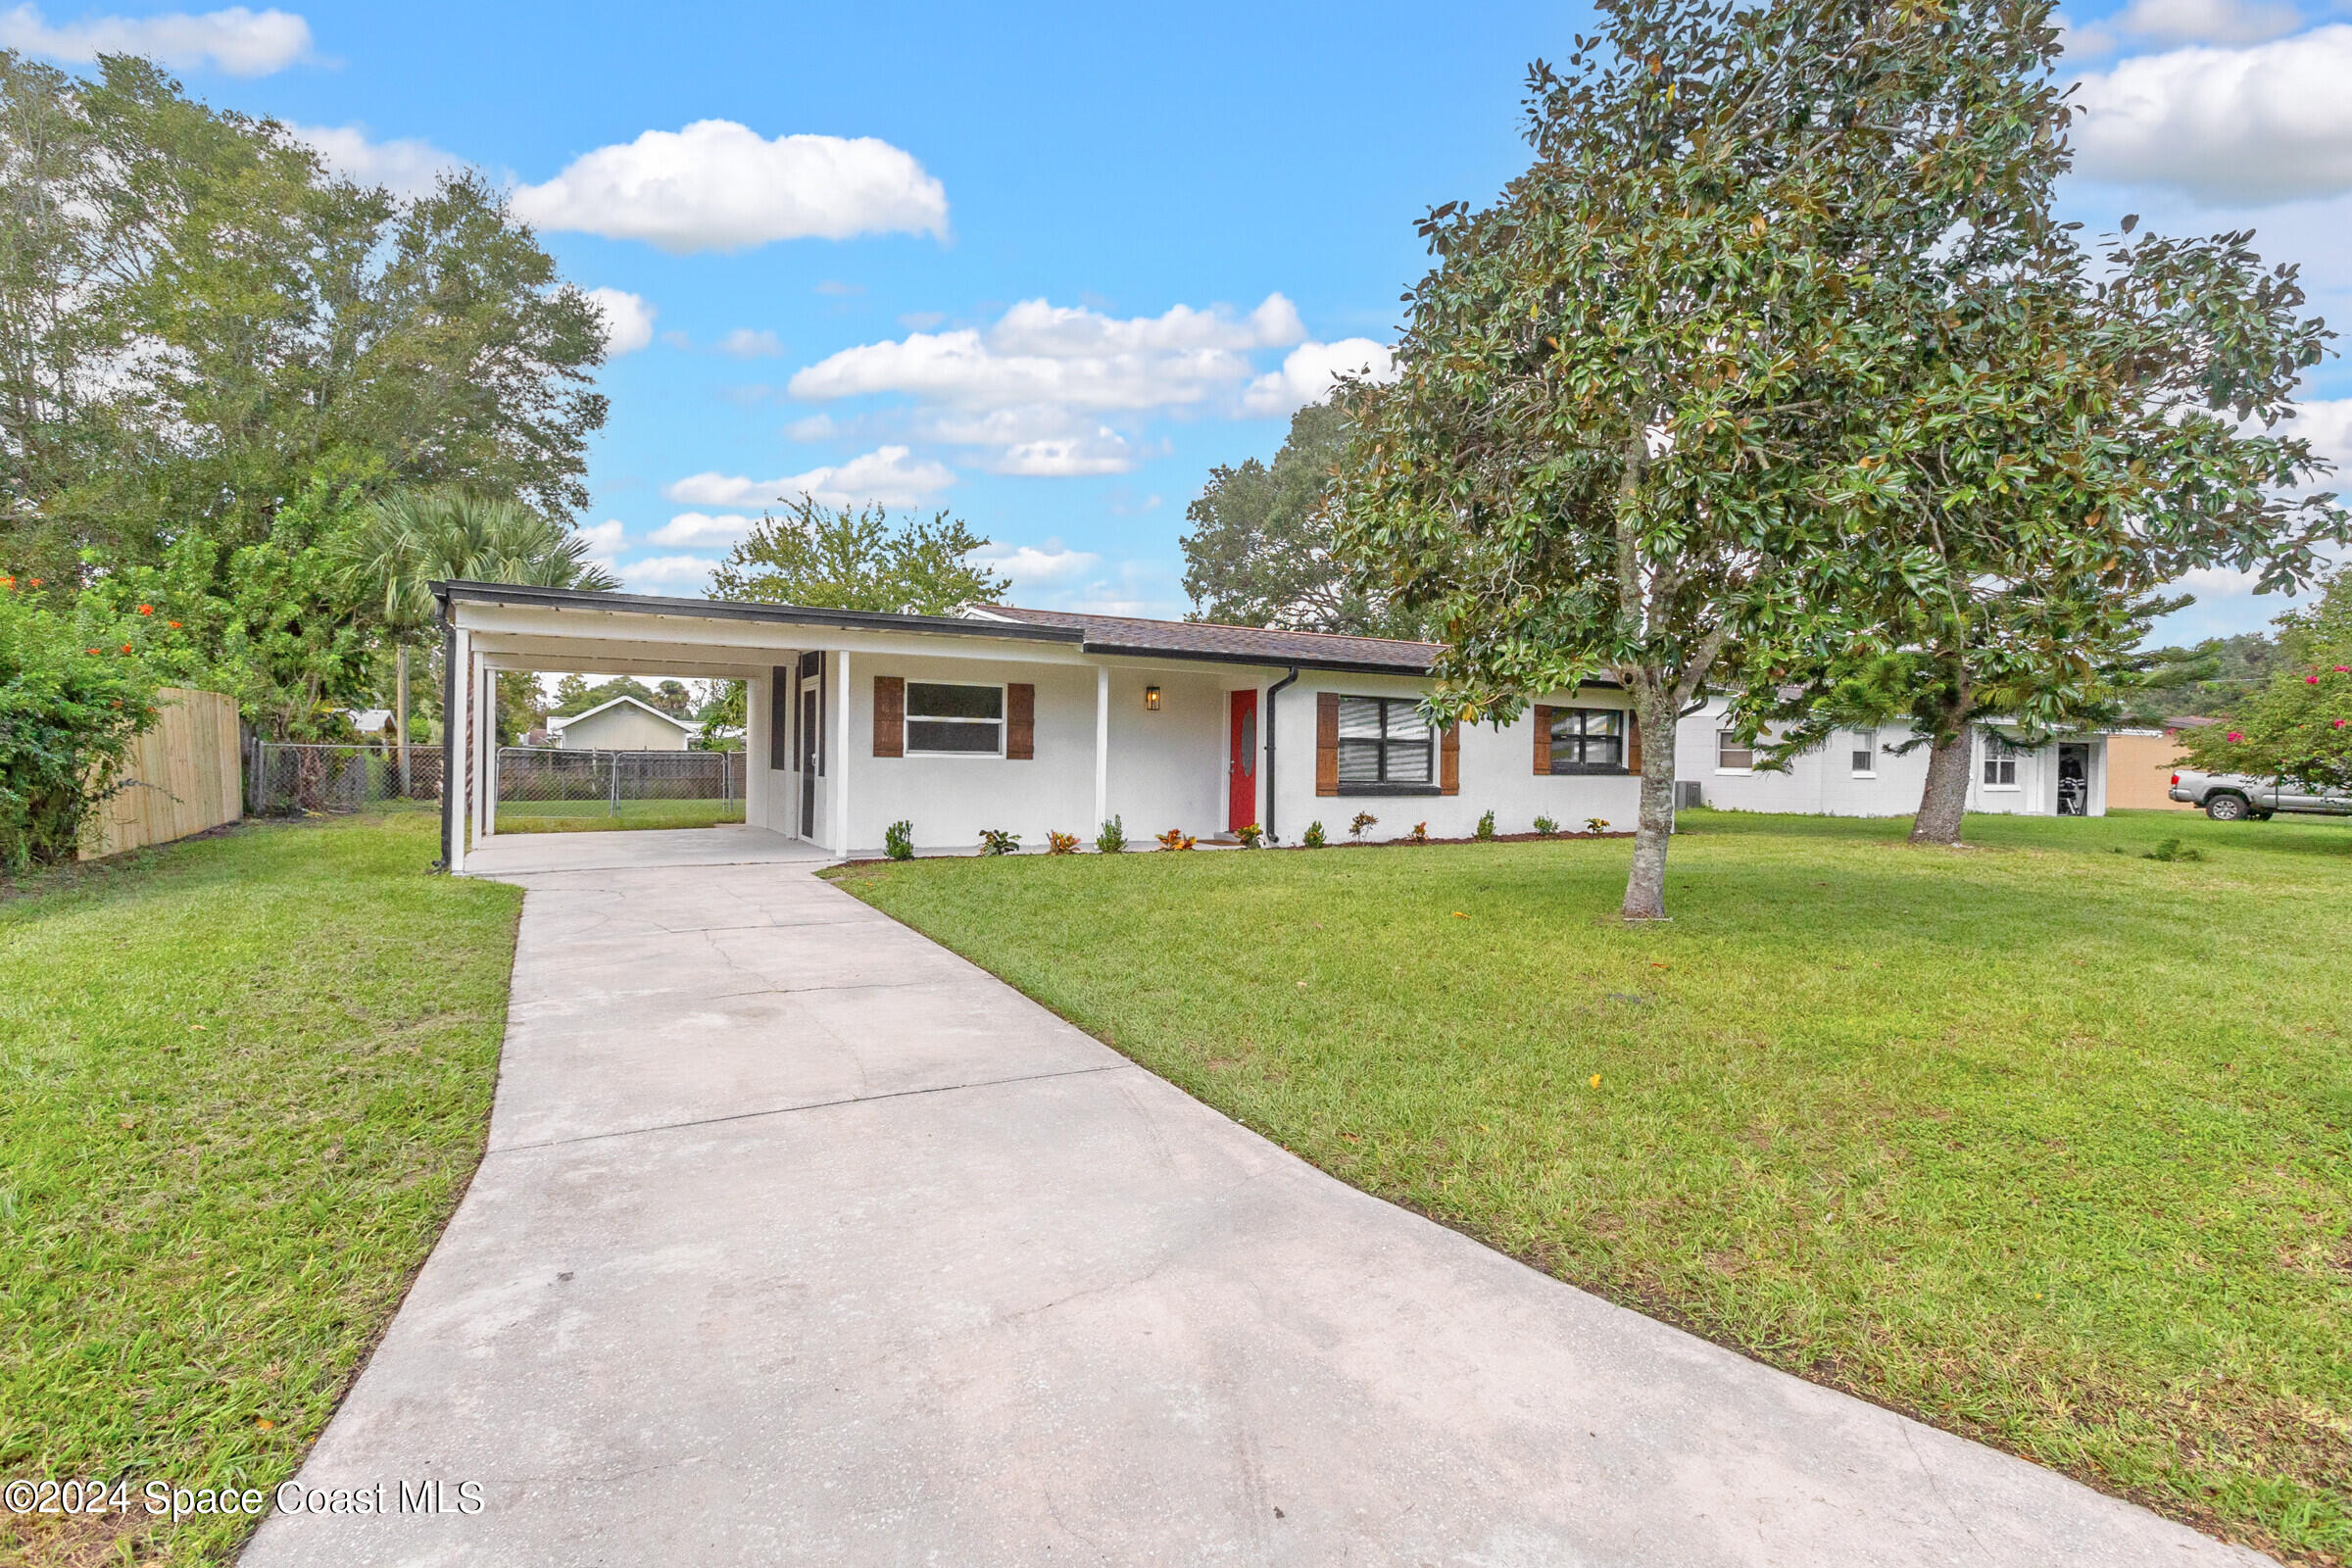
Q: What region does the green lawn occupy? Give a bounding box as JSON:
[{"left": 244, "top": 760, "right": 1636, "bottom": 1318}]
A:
[
  {"left": 830, "top": 808, "right": 2352, "bottom": 1563},
  {"left": 494, "top": 797, "right": 745, "bottom": 833},
  {"left": 0, "top": 814, "right": 520, "bottom": 1566}
]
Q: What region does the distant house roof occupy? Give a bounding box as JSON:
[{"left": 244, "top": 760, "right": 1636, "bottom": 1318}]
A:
[
  {"left": 347, "top": 709, "right": 393, "bottom": 734},
  {"left": 547, "top": 694, "right": 702, "bottom": 734},
  {"left": 967, "top": 606, "right": 1444, "bottom": 674}
]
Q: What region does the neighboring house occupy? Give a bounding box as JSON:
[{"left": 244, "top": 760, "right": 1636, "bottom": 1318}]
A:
[
  {"left": 547, "top": 695, "right": 702, "bottom": 752},
  {"left": 347, "top": 709, "right": 394, "bottom": 738},
  {"left": 432, "top": 585, "right": 1646, "bottom": 865},
  {"left": 1672, "top": 698, "right": 2125, "bottom": 817}
]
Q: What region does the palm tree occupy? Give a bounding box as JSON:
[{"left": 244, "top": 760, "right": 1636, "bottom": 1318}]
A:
[{"left": 334, "top": 489, "right": 620, "bottom": 794}]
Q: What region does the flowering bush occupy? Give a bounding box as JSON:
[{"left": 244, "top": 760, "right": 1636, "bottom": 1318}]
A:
[
  {"left": 0, "top": 583, "right": 160, "bottom": 867},
  {"left": 2179, "top": 569, "right": 2351, "bottom": 789},
  {"left": 1235, "top": 821, "right": 1263, "bottom": 849}
]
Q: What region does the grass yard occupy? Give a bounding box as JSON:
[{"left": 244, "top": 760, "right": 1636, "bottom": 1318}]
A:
[
  {"left": 493, "top": 797, "right": 745, "bottom": 833},
  {"left": 831, "top": 808, "right": 2352, "bottom": 1563},
  {"left": 0, "top": 813, "right": 521, "bottom": 1566}
]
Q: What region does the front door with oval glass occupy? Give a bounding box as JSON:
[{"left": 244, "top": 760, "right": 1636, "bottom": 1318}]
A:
[{"left": 1228, "top": 689, "right": 1257, "bottom": 833}]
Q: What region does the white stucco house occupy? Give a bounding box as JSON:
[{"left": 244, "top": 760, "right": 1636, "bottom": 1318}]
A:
[
  {"left": 547, "top": 694, "right": 703, "bottom": 752},
  {"left": 1673, "top": 698, "right": 2116, "bottom": 817},
  {"left": 430, "top": 584, "right": 1649, "bottom": 867}
]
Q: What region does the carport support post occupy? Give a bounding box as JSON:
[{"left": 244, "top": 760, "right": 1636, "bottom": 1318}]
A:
[
  {"left": 833, "top": 650, "right": 851, "bottom": 857},
  {"left": 1094, "top": 665, "right": 1109, "bottom": 832},
  {"left": 473, "top": 648, "right": 496, "bottom": 843},
  {"left": 743, "top": 672, "right": 768, "bottom": 828},
  {"left": 447, "top": 625, "right": 471, "bottom": 873}
]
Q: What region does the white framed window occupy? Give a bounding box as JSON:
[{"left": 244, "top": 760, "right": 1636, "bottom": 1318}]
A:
[
  {"left": 1716, "top": 730, "right": 1755, "bottom": 772},
  {"left": 1337, "top": 696, "right": 1434, "bottom": 791},
  {"left": 1982, "top": 734, "right": 2020, "bottom": 788},
  {"left": 1549, "top": 708, "right": 1626, "bottom": 773},
  {"left": 906, "top": 681, "right": 1004, "bottom": 756},
  {"left": 1850, "top": 729, "right": 1878, "bottom": 777}
]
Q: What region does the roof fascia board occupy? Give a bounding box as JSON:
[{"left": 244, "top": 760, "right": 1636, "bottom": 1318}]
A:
[{"left": 438, "top": 581, "right": 1080, "bottom": 645}]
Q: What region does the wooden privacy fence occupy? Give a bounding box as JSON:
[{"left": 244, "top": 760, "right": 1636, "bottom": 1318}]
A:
[{"left": 81, "top": 687, "right": 242, "bottom": 859}]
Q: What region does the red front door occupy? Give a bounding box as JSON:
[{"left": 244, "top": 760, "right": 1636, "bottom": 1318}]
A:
[{"left": 1228, "top": 689, "right": 1258, "bottom": 832}]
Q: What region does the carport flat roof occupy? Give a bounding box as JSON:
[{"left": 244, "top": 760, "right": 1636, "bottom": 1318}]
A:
[{"left": 434, "top": 581, "right": 1447, "bottom": 676}]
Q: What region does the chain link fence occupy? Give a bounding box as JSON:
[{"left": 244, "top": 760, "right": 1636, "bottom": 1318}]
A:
[
  {"left": 245, "top": 743, "right": 741, "bottom": 821},
  {"left": 249, "top": 743, "right": 443, "bottom": 815},
  {"left": 491, "top": 747, "right": 739, "bottom": 813}
]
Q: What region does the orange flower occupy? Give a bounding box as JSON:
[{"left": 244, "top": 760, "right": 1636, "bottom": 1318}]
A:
[
  {"left": 168, "top": 619, "right": 182, "bottom": 629},
  {"left": 86, "top": 647, "right": 100, "bottom": 655},
  {"left": 120, "top": 642, "right": 132, "bottom": 654},
  {"left": 137, "top": 604, "right": 154, "bottom": 614},
  {"left": 0, "top": 575, "right": 13, "bottom": 588}
]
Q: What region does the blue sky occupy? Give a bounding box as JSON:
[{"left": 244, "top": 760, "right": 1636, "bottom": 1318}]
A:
[{"left": 6, "top": 0, "right": 2348, "bottom": 643}]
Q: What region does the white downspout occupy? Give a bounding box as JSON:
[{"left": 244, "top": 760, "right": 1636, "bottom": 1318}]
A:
[
  {"left": 473, "top": 650, "right": 495, "bottom": 843},
  {"left": 1095, "top": 665, "right": 1109, "bottom": 834},
  {"left": 833, "top": 650, "right": 851, "bottom": 857}
]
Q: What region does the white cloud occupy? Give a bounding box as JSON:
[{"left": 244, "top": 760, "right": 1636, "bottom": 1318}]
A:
[
  {"left": 2072, "top": 25, "right": 2352, "bottom": 203},
  {"left": 574, "top": 519, "right": 626, "bottom": 563},
  {"left": 510, "top": 122, "right": 948, "bottom": 254},
  {"left": 2282, "top": 397, "right": 2352, "bottom": 482},
  {"left": 973, "top": 542, "right": 1102, "bottom": 585},
  {"left": 663, "top": 445, "right": 955, "bottom": 511},
  {"left": 718, "top": 327, "right": 785, "bottom": 359},
  {"left": 991, "top": 431, "right": 1136, "bottom": 477},
  {"left": 584, "top": 287, "right": 656, "bottom": 356},
  {"left": 0, "top": 3, "right": 311, "bottom": 74},
  {"left": 2065, "top": 0, "right": 2303, "bottom": 55},
  {"left": 287, "top": 122, "right": 464, "bottom": 198},
  {"left": 1241, "top": 337, "right": 1397, "bottom": 416},
  {"left": 785, "top": 414, "right": 839, "bottom": 441},
  {"left": 649, "top": 513, "right": 758, "bottom": 546},
  {"left": 788, "top": 293, "right": 1308, "bottom": 415},
  {"left": 619, "top": 556, "right": 722, "bottom": 591}
]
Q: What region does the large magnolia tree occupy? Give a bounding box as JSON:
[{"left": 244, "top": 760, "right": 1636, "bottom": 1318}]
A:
[{"left": 1338, "top": 0, "right": 2077, "bottom": 918}]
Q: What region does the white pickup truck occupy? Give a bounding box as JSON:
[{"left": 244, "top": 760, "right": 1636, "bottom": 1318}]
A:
[{"left": 2168, "top": 769, "right": 2352, "bottom": 821}]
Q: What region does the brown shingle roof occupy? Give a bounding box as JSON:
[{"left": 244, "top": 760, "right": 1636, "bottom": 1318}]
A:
[{"left": 976, "top": 606, "right": 1443, "bottom": 674}]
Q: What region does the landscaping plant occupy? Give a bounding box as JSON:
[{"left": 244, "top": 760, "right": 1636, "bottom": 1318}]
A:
[
  {"left": 1584, "top": 818, "right": 1610, "bottom": 836},
  {"left": 1095, "top": 814, "right": 1127, "bottom": 854},
  {"left": 1475, "top": 809, "right": 1496, "bottom": 841},
  {"left": 1236, "top": 822, "right": 1263, "bottom": 849},
  {"left": 1155, "top": 828, "right": 1197, "bottom": 852},
  {"left": 0, "top": 580, "right": 158, "bottom": 869},
  {"left": 2179, "top": 566, "right": 2352, "bottom": 791},
  {"left": 978, "top": 828, "right": 1019, "bottom": 856},
  {"left": 884, "top": 819, "right": 914, "bottom": 860},
  {"left": 1406, "top": 821, "right": 1429, "bottom": 844},
  {"left": 1046, "top": 830, "right": 1080, "bottom": 856},
  {"left": 1301, "top": 820, "right": 1327, "bottom": 849},
  {"left": 1348, "top": 811, "right": 1377, "bottom": 842},
  {"left": 1532, "top": 815, "right": 1559, "bottom": 837}
]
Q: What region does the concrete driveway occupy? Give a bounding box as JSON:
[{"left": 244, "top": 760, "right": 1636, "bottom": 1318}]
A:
[{"left": 241, "top": 826, "right": 2266, "bottom": 1566}]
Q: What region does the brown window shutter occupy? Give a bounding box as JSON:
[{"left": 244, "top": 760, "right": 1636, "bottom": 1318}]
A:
[
  {"left": 1626, "top": 710, "right": 1642, "bottom": 774},
  {"left": 1532, "top": 705, "right": 1553, "bottom": 775},
  {"left": 1006, "top": 683, "right": 1035, "bottom": 760},
  {"left": 872, "top": 676, "right": 905, "bottom": 758},
  {"left": 1440, "top": 721, "right": 1461, "bottom": 795},
  {"left": 1315, "top": 692, "right": 1340, "bottom": 796}
]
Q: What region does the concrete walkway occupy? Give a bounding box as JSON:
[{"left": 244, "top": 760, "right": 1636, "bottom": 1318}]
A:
[{"left": 242, "top": 827, "right": 2265, "bottom": 1566}]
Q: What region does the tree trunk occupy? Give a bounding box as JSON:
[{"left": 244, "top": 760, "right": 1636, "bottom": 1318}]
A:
[
  {"left": 395, "top": 643, "right": 412, "bottom": 798},
  {"left": 1621, "top": 678, "right": 1680, "bottom": 920},
  {"left": 1909, "top": 719, "right": 1973, "bottom": 845}
]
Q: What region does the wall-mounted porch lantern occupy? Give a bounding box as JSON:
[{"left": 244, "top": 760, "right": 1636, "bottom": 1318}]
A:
[{"left": 1144, "top": 685, "right": 1161, "bottom": 711}]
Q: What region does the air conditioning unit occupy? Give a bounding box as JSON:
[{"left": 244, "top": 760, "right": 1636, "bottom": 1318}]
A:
[{"left": 1675, "top": 781, "right": 1704, "bottom": 810}]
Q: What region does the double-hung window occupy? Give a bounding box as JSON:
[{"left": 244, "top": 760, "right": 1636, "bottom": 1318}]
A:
[
  {"left": 1982, "top": 734, "right": 2020, "bottom": 788},
  {"left": 1717, "top": 730, "right": 1755, "bottom": 771},
  {"left": 1549, "top": 709, "right": 1626, "bottom": 773},
  {"left": 1337, "top": 696, "right": 1433, "bottom": 791},
  {"left": 1850, "top": 729, "right": 1879, "bottom": 777},
  {"left": 906, "top": 682, "right": 1004, "bottom": 756}
]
